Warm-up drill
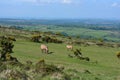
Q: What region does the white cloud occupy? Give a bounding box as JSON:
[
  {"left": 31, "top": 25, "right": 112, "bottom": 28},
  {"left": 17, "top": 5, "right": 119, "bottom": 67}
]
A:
[
  {"left": 0, "top": 0, "right": 81, "bottom": 5},
  {"left": 36, "top": 0, "right": 74, "bottom": 4},
  {"left": 112, "top": 2, "right": 120, "bottom": 7},
  {"left": 62, "top": 0, "right": 72, "bottom": 4},
  {"left": 34, "top": 0, "right": 62, "bottom": 5},
  {"left": 0, "top": 0, "right": 99, "bottom": 5},
  {"left": 21, "top": 0, "right": 36, "bottom": 2},
  {"left": 10, "top": 0, "right": 37, "bottom": 3}
]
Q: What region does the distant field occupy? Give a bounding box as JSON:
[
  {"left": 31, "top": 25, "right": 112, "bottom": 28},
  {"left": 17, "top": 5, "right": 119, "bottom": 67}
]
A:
[
  {"left": 23, "top": 25, "right": 120, "bottom": 42},
  {"left": 11, "top": 39, "right": 120, "bottom": 80},
  {"left": 0, "top": 19, "right": 120, "bottom": 42}
]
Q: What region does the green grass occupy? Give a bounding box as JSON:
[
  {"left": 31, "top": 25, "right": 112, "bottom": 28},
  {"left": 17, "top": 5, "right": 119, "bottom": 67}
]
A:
[{"left": 11, "top": 39, "right": 120, "bottom": 80}]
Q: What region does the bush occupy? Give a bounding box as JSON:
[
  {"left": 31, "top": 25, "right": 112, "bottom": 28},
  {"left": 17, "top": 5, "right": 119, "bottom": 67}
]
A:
[
  {"left": 73, "top": 49, "right": 90, "bottom": 61},
  {"left": 31, "top": 35, "right": 41, "bottom": 43},
  {"left": 42, "top": 36, "right": 62, "bottom": 43},
  {"left": 0, "top": 36, "right": 18, "bottom": 62},
  {"left": 116, "top": 51, "right": 120, "bottom": 59}
]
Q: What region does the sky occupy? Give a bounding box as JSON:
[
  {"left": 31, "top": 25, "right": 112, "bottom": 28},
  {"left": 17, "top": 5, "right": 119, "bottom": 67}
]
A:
[{"left": 0, "top": 0, "right": 120, "bottom": 19}]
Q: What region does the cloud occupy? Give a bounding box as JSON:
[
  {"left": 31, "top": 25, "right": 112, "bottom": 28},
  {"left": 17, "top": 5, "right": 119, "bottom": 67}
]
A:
[
  {"left": 9, "top": 0, "right": 71, "bottom": 4},
  {"left": 0, "top": 0, "right": 37, "bottom": 4},
  {"left": 0, "top": 0, "right": 101, "bottom": 5},
  {"left": 0, "top": 0, "right": 81, "bottom": 5},
  {"left": 19, "top": 0, "right": 36, "bottom": 2},
  {"left": 62, "top": 0, "right": 72, "bottom": 4},
  {"left": 111, "top": 2, "right": 120, "bottom": 7},
  {"left": 36, "top": 0, "right": 74, "bottom": 4}
]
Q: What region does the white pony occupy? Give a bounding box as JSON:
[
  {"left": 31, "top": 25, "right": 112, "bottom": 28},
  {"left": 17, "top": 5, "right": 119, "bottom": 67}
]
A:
[
  {"left": 66, "top": 45, "right": 73, "bottom": 51},
  {"left": 40, "top": 44, "right": 49, "bottom": 53}
]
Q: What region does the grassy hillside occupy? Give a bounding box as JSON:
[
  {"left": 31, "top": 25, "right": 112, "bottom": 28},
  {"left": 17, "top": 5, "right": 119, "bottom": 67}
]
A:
[
  {"left": 0, "top": 25, "right": 120, "bottom": 80},
  {"left": 10, "top": 39, "right": 120, "bottom": 80}
]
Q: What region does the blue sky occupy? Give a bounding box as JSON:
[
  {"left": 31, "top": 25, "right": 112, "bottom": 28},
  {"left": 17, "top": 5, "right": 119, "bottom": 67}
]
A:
[{"left": 0, "top": 0, "right": 120, "bottom": 19}]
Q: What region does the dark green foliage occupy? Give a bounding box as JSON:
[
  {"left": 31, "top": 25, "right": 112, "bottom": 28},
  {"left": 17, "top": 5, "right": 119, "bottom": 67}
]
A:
[
  {"left": 42, "top": 36, "right": 51, "bottom": 43},
  {"left": 84, "top": 69, "right": 91, "bottom": 74},
  {"left": 42, "top": 36, "right": 62, "bottom": 43},
  {"left": 116, "top": 51, "right": 120, "bottom": 59},
  {"left": 84, "top": 57, "right": 90, "bottom": 61},
  {"left": 0, "top": 36, "right": 17, "bottom": 61},
  {"left": 73, "top": 49, "right": 90, "bottom": 61},
  {"left": 31, "top": 35, "right": 41, "bottom": 43},
  {"left": 74, "top": 49, "right": 82, "bottom": 57}
]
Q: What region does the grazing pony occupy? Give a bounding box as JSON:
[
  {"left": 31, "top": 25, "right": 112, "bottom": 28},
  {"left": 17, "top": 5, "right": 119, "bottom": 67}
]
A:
[
  {"left": 40, "top": 44, "right": 49, "bottom": 53},
  {"left": 66, "top": 45, "right": 73, "bottom": 51}
]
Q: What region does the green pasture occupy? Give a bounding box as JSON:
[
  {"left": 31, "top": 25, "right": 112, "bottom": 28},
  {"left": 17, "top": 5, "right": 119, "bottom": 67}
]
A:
[{"left": 12, "top": 39, "right": 120, "bottom": 80}]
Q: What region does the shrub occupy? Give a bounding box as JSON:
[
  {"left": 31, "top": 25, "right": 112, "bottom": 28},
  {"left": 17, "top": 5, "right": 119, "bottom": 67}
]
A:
[
  {"left": 31, "top": 35, "right": 41, "bottom": 43},
  {"left": 42, "top": 36, "right": 62, "bottom": 43},
  {"left": 73, "top": 49, "right": 90, "bottom": 61},
  {"left": 116, "top": 51, "right": 120, "bottom": 59},
  {"left": 0, "top": 36, "right": 18, "bottom": 61},
  {"left": 73, "top": 49, "right": 82, "bottom": 57}
]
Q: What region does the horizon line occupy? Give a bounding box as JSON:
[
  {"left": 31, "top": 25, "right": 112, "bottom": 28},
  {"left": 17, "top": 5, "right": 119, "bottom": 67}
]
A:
[{"left": 0, "top": 17, "right": 119, "bottom": 20}]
